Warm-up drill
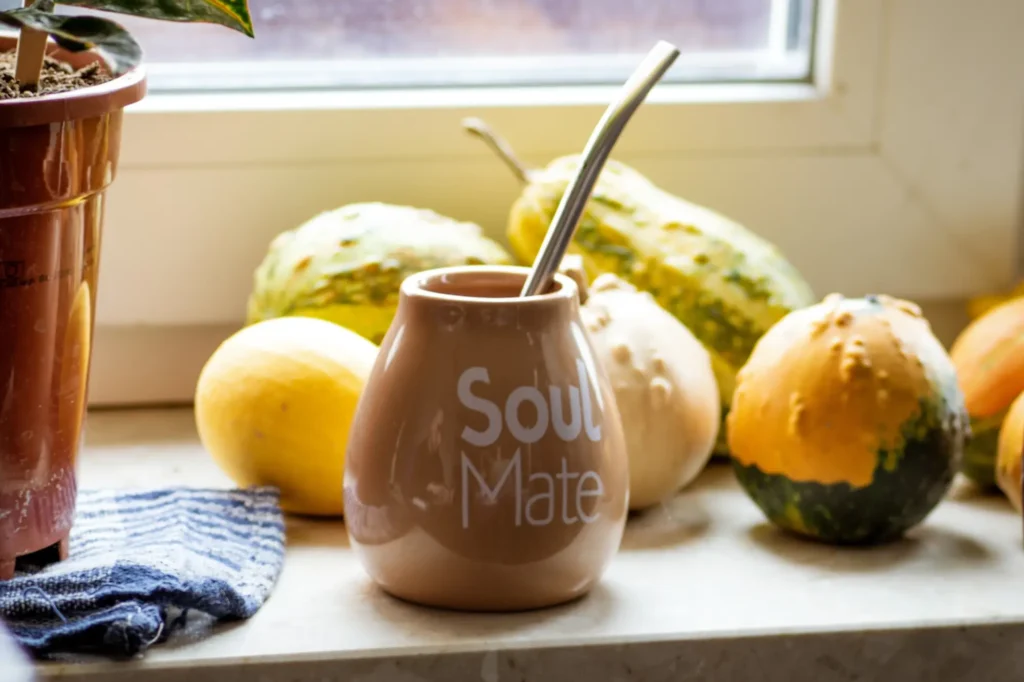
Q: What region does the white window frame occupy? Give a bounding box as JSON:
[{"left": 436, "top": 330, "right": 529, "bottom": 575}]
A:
[{"left": 88, "top": 0, "right": 1024, "bottom": 406}]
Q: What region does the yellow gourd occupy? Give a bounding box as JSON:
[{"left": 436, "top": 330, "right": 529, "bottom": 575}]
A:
[{"left": 194, "top": 316, "right": 378, "bottom": 516}]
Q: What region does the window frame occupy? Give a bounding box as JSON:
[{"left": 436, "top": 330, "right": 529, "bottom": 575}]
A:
[
  {"left": 87, "top": 0, "right": 1024, "bottom": 405},
  {"left": 118, "top": 0, "right": 873, "bottom": 166}
]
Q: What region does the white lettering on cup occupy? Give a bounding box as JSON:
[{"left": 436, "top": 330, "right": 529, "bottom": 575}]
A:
[
  {"left": 576, "top": 471, "right": 604, "bottom": 523},
  {"left": 456, "top": 362, "right": 606, "bottom": 529},
  {"left": 549, "top": 386, "right": 582, "bottom": 441},
  {"left": 461, "top": 449, "right": 521, "bottom": 530},
  {"left": 460, "top": 451, "right": 609, "bottom": 530},
  {"left": 505, "top": 386, "right": 549, "bottom": 444},
  {"left": 458, "top": 367, "right": 502, "bottom": 447},
  {"left": 525, "top": 473, "right": 555, "bottom": 526},
  {"left": 577, "top": 358, "right": 602, "bottom": 442}
]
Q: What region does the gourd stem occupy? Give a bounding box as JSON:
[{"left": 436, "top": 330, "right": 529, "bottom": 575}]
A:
[{"left": 462, "top": 117, "right": 536, "bottom": 185}]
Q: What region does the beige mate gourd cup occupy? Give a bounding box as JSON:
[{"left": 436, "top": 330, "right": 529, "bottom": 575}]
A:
[
  {"left": 343, "top": 265, "right": 629, "bottom": 610},
  {"left": 344, "top": 40, "right": 679, "bottom": 610}
]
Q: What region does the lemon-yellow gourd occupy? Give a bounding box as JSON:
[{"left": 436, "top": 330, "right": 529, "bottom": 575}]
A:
[{"left": 194, "top": 316, "right": 378, "bottom": 516}]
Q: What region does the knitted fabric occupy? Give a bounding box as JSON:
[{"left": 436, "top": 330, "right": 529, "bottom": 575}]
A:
[{"left": 0, "top": 487, "right": 285, "bottom": 658}]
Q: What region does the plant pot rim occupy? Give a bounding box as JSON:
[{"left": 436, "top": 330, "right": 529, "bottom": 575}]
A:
[{"left": 0, "top": 33, "right": 147, "bottom": 129}]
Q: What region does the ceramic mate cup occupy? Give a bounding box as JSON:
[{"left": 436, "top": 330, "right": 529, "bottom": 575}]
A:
[{"left": 343, "top": 265, "right": 629, "bottom": 611}]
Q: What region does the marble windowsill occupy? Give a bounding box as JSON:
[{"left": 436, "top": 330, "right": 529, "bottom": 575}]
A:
[{"left": 28, "top": 407, "right": 1024, "bottom": 682}]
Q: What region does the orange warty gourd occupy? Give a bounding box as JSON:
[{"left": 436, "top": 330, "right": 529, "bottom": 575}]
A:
[
  {"left": 949, "top": 296, "right": 1024, "bottom": 488},
  {"left": 729, "top": 293, "right": 968, "bottom": 545}
]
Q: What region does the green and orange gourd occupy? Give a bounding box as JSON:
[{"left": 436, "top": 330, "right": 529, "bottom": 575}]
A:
[
  {"left": 995, "top": 390, "right": 1024, "bottom": 513},
  {"left": 949, "top": 296, "right": 1024, "bottom": 490},
  {"left": 728, "top": 294, "right": 969, "bottom": 545}
]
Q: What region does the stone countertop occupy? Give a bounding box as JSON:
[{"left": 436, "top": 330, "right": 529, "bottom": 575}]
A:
[{"left": 30, "top": 408, "right": 1024, "bottom": 682}]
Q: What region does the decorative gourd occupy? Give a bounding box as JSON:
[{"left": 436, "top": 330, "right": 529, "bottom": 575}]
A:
[
  {"left": 967, "top": 279, "right": 1024, "bottom": 320},
  {"left": 567, "top": 261, "right": 720, "bottom": 511},
  {"left": 465, "top": 119, "right": 816, "bottom": 457},
  {"left": 246, "top": 202, "right": 513, "bottom": 344},
  {"left": 995, "top": 390, "right": 1024, "bottom": 513},
  {"left": 949, "top": 296, "right": 1024, "bottom": 488},
  {"left": 728, "top": 294, "right": 968, "bottom": 545},
  {"left": 195, "top": 317, "right": 379, "bottom": 516}
]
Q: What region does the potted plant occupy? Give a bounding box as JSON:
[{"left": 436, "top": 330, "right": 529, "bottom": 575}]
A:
[{"left": 0, "top": 0, "right": 253, "bottom": 579}]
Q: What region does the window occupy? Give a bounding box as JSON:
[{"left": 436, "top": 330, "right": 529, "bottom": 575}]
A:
[
  {"left": 74, "top": 0, "right": 816, "bottom": 91},
  {"left": 82, "top": 0, "right": 1024, "bottom": 406}
]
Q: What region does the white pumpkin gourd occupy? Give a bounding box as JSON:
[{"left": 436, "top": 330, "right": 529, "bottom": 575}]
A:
[{"left": 562, "top": 257, "right": 721, "bottom": 510}]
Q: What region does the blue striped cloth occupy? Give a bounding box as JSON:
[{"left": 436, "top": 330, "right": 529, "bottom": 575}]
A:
[{"left": 0, "top": 487, "right": 285, "bottom": 659}]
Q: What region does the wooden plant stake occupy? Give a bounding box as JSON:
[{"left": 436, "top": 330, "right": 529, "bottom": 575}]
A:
[{"left": 13, "top": 0, "right": 47, "bottom": 89}]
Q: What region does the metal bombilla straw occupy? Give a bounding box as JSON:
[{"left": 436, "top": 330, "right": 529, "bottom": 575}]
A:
[{"left": 519, "top": 40, "right": 681, "bottom": 298}]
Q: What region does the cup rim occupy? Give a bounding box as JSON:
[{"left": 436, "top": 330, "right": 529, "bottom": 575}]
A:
[{"left": 400, "top": 265, "right": 579, "bottom": 305}]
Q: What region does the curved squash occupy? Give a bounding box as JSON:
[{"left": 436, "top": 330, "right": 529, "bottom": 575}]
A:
[
  {"left": 464, "top": 119, "right": 816, "bottom": 456},
  {"left": 728, "top": 294, "right": 968, "bottom": 545}
]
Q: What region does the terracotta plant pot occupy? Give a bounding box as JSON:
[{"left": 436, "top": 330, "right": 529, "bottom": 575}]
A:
[
  {"left": 344, "top": 265, "right": 630, "bottom": 611},
  {"left": 0, "top": 37, "right": 146, "bottom": 579}
]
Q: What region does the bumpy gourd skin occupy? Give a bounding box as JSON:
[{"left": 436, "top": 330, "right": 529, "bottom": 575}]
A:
[
  {"left": 507, "top": 156, "right": 816, "bottom": 455},
  {"left": 728, "top": 294, "right": 968, "bottom": 545},
  {"left": 247, "top": 202, "right": 513, "bottom": 344}
]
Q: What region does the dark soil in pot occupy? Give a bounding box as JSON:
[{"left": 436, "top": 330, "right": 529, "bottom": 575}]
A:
[{"left": 0, "top": 49, "right": 112, "bottom": 99}]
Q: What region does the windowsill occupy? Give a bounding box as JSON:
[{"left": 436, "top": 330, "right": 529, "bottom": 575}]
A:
[
  {"left": 125, "top": 81, "right": 823, "bottom": 116},
  {"left": 35, "top": 407, "right": 1024, "bottom": 681}
]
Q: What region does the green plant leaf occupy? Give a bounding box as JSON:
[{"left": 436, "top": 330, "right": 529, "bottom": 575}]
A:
[
  {"left": 58, "top": 0, "right": 254, "bottom": 38},
  {"left": 0, "top": 5, "right": 143, "bottom": 75}
]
